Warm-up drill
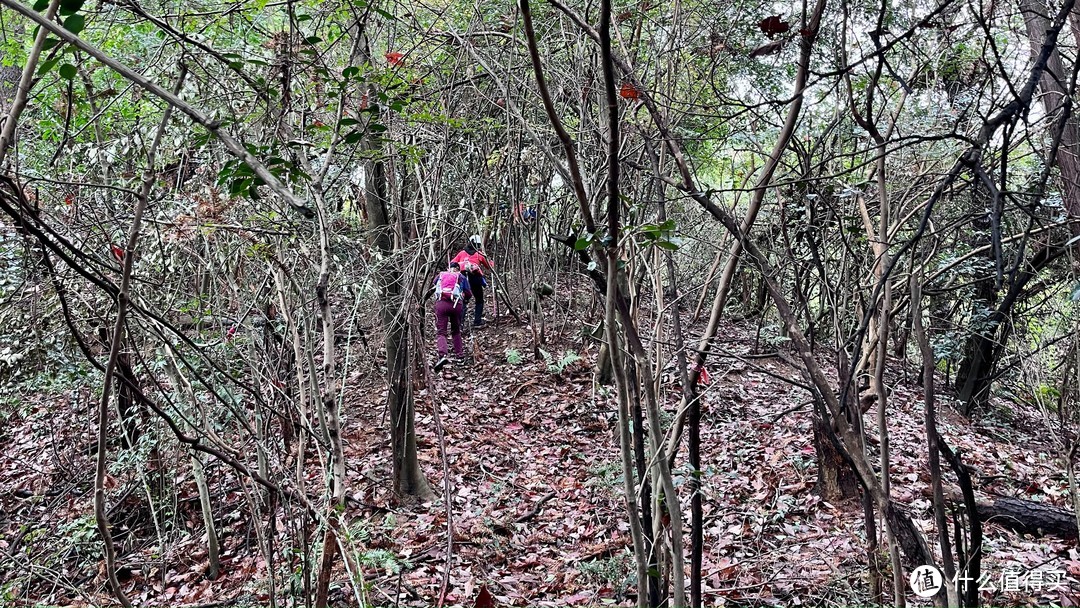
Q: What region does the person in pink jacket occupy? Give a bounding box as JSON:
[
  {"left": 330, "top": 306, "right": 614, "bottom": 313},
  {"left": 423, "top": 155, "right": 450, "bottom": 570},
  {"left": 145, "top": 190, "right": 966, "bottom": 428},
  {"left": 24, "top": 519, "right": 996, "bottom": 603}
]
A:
[{"left": 432, "top": 262, "right": 472, "bottom": 368}]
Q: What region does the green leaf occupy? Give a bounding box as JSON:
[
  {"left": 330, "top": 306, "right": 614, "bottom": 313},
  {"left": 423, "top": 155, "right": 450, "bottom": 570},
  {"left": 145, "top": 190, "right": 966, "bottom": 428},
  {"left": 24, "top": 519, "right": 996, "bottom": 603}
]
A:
[
  {"left": 37, "top": 58, "right": 58, "bottom": 76},
  {"left": 41, "top": 37, "right": 62, "bottom": 51},
  {"left": 339, "top": 117, "right": 359, "bottom": 127},
  {"left": 32, "top": 0, "right": 49, "bottom": 11},
  {"left": 374, "top": 7, "right": 395, "bottom": 19},
  {"left": 304, "top": 36, "right": 321, "bottom": 45},
  {"left": 343, "top": 130, "right": 364, "bottom": 144},
  {"left": 295, "top": 13, "right": 312, "bottom": 22},
  {"left": 63, "top": 14, "right": 85, "bottom": 35},
  {"left": 656, "top": 236, "right": 684, "bottom": 251},
  {"left": 57, "top": 63, "right": 77, "bottom": 80},
  {"left": 342, "top": 66, "right": 359, "bottom": 79},
  {"left": 573, "top": 237, "right": 591, "bottom": 250},
  {"left": 58, "top": 0, "right": 85, "bottom": 15},
  {"left": 229, "top": 177, "right": 252, "bottom": 196}
]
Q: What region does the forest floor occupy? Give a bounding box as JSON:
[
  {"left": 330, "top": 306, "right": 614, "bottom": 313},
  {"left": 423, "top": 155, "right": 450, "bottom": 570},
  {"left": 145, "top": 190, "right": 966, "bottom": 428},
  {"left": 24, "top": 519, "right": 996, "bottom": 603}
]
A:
[{"left": 3, "top": 285, "right": 1080, "bottom": 606}]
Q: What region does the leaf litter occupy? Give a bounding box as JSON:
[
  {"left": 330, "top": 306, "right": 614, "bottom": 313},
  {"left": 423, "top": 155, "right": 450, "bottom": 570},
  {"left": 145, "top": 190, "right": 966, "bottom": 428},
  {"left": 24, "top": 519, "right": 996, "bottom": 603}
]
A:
[{"left": 1, "top": 305, "right": 1078, "bottom": 606}]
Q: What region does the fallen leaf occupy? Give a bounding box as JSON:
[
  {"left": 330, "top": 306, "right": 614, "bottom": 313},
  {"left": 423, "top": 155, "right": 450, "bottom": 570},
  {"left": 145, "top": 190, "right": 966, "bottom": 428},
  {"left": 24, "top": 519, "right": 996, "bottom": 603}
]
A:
[{"left": 476, "top": 585, "right": 495, "bottom": 608}]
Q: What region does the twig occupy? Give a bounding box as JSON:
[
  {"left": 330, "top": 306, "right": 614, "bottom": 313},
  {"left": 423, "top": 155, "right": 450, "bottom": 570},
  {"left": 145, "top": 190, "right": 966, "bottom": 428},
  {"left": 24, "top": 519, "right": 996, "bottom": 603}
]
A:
[
  {"left": 768, "top": 400, "right": 813, "bottom": 423},
  {"left": 514, "top": 491, "right": 557, "bottom": 523}
]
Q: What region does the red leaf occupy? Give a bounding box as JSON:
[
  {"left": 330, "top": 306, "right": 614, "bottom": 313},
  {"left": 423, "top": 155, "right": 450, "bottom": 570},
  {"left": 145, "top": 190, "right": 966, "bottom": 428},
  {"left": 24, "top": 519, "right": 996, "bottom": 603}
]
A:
[
  {"left": 385, "top": 52, "right": 405, "bottom": 67},
  {"left": 758, "top": 15, "right": 790, "bottom": 37},
  {"left": 110, "top": 244, "right": 125, "bottom": 262},
  {"left": 619, "top": 82, "right": 640, "bottom": 100},
  {"left": 475, "top": 585, "right": 495, "bottom": 608}
]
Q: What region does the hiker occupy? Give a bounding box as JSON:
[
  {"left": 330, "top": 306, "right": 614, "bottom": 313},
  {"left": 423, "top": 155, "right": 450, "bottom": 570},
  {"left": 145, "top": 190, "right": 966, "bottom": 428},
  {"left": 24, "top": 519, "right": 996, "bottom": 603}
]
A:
[
  {"left": 452, "top": 235, "right": 493, "bottom": 327},
  {"left": 433, "top": 261, "right": 472, "bottom": 367}
]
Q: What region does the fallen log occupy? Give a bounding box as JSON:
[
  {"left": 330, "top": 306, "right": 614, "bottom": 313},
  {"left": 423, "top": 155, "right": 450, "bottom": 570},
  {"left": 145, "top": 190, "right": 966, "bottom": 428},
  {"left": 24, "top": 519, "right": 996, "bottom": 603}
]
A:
[
  {"left": 977, "top": 494, "right": 1078, "bottom": 540},
  {"left": 930, "top": 486, "right": 1078, "bottom": 540}
]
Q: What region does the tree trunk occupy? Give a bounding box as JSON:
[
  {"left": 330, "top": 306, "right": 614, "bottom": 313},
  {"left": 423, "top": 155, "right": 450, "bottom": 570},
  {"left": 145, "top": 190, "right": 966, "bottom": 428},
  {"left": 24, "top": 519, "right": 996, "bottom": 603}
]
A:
[
  {"left": 812, "top": 414, "right": 860, "bottom": 502},
  {"left": 1022, "top": 0, "right": 1080, "bottom": 239},
  {"left": 953, "top": 271, "right": 997, "bottom": 415},
  {"left": 936, "top": 485, "right": 1078, "bottom": 540},
  {"left": 385, "top": 306, "right": 431, "bottom": 499},
  {"left": 953, "top": 0, "right": 1080, "bottom": 416},
  {"left": 356, "top": 27, "right": 432, "bottom": 501},
  {"left": 956, "top": 245, "right": 1058, "bottom": 415},
  {"left": 981, "top": 496, "right": 1079, "bottom": 539},
  {"left": 364, "top": 137, "right": 431, "bottom": 500}
]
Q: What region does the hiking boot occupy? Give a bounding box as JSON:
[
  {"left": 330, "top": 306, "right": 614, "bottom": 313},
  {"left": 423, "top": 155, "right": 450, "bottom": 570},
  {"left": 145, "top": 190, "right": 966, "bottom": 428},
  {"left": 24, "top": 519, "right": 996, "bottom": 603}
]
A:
[
  {"left": 433, "top": 356, "right": 450, "bottom": 371},
  {"left": 473, "top": 320, "right": 487, "bottom": 328}
]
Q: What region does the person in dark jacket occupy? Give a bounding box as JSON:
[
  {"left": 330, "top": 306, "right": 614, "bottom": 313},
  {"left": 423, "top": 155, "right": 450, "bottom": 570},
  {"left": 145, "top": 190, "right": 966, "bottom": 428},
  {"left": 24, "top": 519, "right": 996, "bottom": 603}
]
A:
[{"left": 451, "top": 235, "right": 493, "bottom": 327}]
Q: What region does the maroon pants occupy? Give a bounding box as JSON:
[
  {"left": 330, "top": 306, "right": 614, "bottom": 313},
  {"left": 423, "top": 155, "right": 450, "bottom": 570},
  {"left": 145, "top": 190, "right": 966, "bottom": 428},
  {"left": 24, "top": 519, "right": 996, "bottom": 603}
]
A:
[{"left": 435, "top": 298, "right": 463, "bottom": 357}]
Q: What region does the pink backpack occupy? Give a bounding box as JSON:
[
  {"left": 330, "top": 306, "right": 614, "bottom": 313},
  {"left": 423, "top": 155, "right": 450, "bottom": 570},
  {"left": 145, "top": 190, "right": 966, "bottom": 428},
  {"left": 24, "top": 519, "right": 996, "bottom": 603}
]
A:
[{"left": 435, "top": 271, "right": 462, "bottom": 302}]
